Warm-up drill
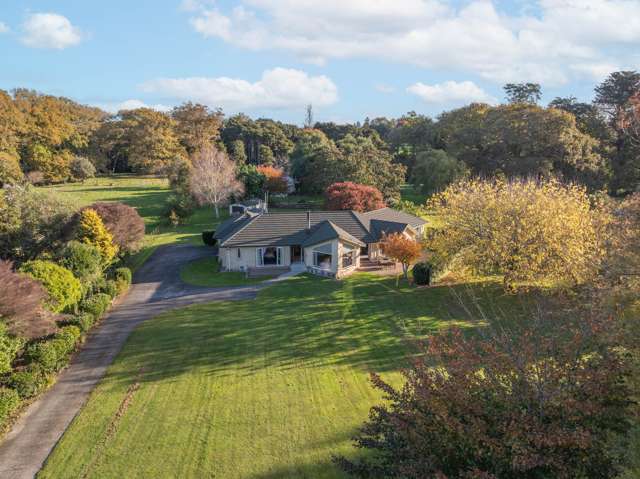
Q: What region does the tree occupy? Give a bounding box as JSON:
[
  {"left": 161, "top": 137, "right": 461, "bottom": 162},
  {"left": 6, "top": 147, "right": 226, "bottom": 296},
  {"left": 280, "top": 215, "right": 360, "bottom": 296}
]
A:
[
  {"left": 504, "top": 82, "right": 542, "bottom": 104},
  {"left": 22, "top": 143, "right": 73, "bottom": 183},
  {"left": 238, "top": 164, "right": 266, "bottom": 198},
  {"left": 387, "top": 112, "right": 439, "bottom": 177},
  {"left": 0, "top": 260, "right": 55, "bottom": 339},
  {"left": 336, "top": 314, "right": 633, "bottom": 479},
  {"left": 188, "top": 145, "right": 244, "bottom": 218},
  {"left": 258, "top": 144, "right": 275, "bottom": 165},
  {"left": 0, "top": 185, "right": 74, "bottom": 262},
  {"left": 229, "top": 139, "right": 247, "bottom": 165},
  {"left": 0, "top": 152, "right": 23, "bottom": 186},
  {"left": 437, "top": 103, "right": 606, "bottom": 189},
  {"left": 19, "top": 260, "right": 82, "bottom": 313},
  {"left": 410, "top": 148, "right": 467, "bottom": 196},
  {"left": 428, "top": 178, "right": 606, "bottom": 290},
  {"left": 380, "top": 233, "right": 423, "bottom": 279},
  {"left": 70, "top": 156, "right": 96, "bottom": 182},
  {"left": 76, "top": 209, "right": 118, "bottom": 266},
  {"left": 256, "top": 165, "right": 288, "bottom": 194},
  {"left": 171, "top": 102, "right": 222, "bottom": 155},
  {"left": 324, "top": 182, "right": 385, "bottom": 212},
  {"left": 86, "top": 202, "right": 145, "bottom": 253},
  {"left": 290, "top": 129, "right": 342, "bottom": 194}
]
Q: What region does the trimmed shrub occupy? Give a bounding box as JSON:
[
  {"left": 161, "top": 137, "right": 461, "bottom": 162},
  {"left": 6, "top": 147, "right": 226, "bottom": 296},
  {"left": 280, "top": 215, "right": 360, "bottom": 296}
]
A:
[
  {"left": 80, "top": 293, "right": 111, "bottom": 319},
  {"left": 202, "top": 230, "right": 216, "bottom": 246},
  {"left": 25, "top": 326, "right": 80, "bottom": 373},
  {"left": 59, "top": 241, "right": 103, "bottom": 283},
  {"left": 102, "top": 280, "right": 119, "bottom": 299},
  {"left": 114, "top": 267, "right": 132, "bottom": 285},
  {"left": 92, "top": 276, "right": 107, "bottom": 295},
  {"left": 19, "top": 260, "right": 82, "bottom": 313},
  {"left": 0, "top": 325, "right": 25, "bottom": 375},
  {"left": 7, "top": 366, "right": 49, "bottom": 399},
  {"left": 0, "top": 387, "right": 20, "bottom": 423},
  {"left": 76, "top": 209, "right": 118, "bottom": 265},
  {"left": 72, "top": 313, "right": 95, "bottom": 333},
  {"left": 56, "top": 325, "right": 81, "bottom": 352},
  {"left": 412, "top": 262, "right": 432, "bottom": 286}
]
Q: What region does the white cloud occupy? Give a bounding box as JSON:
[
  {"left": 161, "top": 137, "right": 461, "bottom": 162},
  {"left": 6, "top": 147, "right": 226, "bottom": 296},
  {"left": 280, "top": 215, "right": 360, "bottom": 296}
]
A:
[
  {"left": 407, "top": 80, "right": 496, "bottom": 105},
  {"left": 0, "top": 22, "right": 9, "bottom": 33},
  {"left": 141, "top": 67, "right": 338, "bottom": 111},
  {"left": 21, "top": 13, "right": 82, "bottom": 49},
  {"left": 185, "top": 0, "right": 640, "bottom": 86},
  {"left": 94, "top": 99, "right": 172, "bottom": 114}
]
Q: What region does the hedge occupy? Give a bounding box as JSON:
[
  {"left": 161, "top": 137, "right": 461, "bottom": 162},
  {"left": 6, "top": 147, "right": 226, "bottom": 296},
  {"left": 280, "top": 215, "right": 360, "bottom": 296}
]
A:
[
  {"left": 412, "top": 262, "right": 432, "bottom": 286},
  {"left": 114, "top": 267, "right": 132, "bottom": 285},
  {"left": 202, "top": 230, "right": 217, "bottom": 246},
  {"left": 0, "top": 387, "right": 20, "bottom": 422},
  {"left": 25, "top": 326, "right": 81, "bottom": 373},
  {"left": 102, "top": 279, "right": 119, "bottom": 299},
  {"left": 7, "top": 366, "right": 49, "bottom": 399},
  {"left": 19, "top": 260, "right": 82, "bottom": 313},
  {"left": 80, "top": 293, "right": 112, "bottom": 319},
  {"left": 72, "top": 312, "right": 96, "bottom": 333}
]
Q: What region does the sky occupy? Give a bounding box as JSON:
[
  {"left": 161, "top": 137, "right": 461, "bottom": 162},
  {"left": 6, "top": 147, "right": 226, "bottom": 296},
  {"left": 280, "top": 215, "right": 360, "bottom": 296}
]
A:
[{"left": 1, "top": 0, "right": 639, "bottom": 124}]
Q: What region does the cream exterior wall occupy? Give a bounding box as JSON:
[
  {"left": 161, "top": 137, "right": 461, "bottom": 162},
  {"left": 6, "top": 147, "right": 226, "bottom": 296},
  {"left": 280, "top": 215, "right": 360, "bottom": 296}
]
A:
[{"left": 219, "top": 246, "right": 291, "bottom": 271}]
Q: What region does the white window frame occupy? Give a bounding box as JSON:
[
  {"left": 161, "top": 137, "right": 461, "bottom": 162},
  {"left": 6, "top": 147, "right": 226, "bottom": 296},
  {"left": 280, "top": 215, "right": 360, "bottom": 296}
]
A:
[
  {"left": 256, "top": 246, "right": 283, "bottom": 267},
  {"left": 312, "top": 251, "right": 332, "bottom": 270}
]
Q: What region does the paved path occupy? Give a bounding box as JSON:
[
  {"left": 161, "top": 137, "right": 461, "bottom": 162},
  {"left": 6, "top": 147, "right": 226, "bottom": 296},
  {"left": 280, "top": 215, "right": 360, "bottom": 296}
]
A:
[{"left": 0, "top": 244, "right": 263, "bottom": 479}]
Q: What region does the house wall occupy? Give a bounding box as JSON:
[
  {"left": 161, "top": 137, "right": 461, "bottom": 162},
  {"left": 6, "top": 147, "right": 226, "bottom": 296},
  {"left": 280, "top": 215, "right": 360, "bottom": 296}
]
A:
[
  {"left": 336, "top": 240, "right": 361, "bottom": 279},
  {"left": 219, "top": 246, "right": 291, "bottom": 271},
  {"left": 304, "top": 240, "right": 338, "bottom": 274}
]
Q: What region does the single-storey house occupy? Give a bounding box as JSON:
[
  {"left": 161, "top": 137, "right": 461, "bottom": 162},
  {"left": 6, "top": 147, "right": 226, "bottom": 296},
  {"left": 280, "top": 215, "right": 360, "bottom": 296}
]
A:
[{"left": 214, "top": 207, "right": 426, "bottom": 279}]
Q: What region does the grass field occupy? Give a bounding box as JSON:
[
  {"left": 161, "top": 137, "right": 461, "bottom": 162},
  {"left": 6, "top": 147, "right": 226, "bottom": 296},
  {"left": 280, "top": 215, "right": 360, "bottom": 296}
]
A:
[
  {"left": 37, "top": 274, "right": 529, "bottom": 479},
  {"left": 41, "top": 176, "right": 228, "bottom": 269},
  {"left": 180, "top": 257, "right": 276, "bottom": 287}
]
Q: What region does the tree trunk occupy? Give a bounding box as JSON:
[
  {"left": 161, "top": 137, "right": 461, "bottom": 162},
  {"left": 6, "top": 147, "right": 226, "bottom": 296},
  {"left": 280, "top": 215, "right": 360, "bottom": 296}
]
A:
[{"left": 214, "top": 203, "right": 219, "bottom": 218}]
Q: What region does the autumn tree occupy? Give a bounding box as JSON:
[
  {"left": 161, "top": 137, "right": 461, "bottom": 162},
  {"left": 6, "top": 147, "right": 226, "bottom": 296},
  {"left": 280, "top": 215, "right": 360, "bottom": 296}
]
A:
[
  {"left": 171, "top": 102, "right": 222, "bottom": 155},
  {"left": 336, "top": 314, "right": 633, "bottom": 479},
  {"left": 428, "top": 178, "right": 606, "bottom": 290},
  {"left": 0, "top": 260, "right": 56, "bottom": 339},
  {"left": 256, "top": 165, "right": 288, "bottom": 193},
  {"left": 325, "top": 182, "right": 385, "bottom": 212},
  {"left": 380, "top": 233, "right": 423, "bottom": 279},
  {"left": 188, "top": 145, "right": 244, "bottom": 218},
  {"left": 85, "top": 202, "right": 145, "bottom": 253},
  {"left": 0, "top": 152, "right": 23, "bottom": 186}
]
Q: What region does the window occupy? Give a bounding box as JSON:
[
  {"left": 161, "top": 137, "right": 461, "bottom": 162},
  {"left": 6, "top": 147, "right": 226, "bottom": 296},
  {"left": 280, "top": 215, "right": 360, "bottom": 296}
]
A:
[
  {"left": 313, "top": 252, "right": 332, "bottom": 270},
  {"left": 237, "top": 248, "right": 241, "bottom": 258},
  {"left": 342, "top": 250, "right": 354, "bottom": 268},
  {"left": 256, "top": 247, "right": 282, "bottom": 266}
]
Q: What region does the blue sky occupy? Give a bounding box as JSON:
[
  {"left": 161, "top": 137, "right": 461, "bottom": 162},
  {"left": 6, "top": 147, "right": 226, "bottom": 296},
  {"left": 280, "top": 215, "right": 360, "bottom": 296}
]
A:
[{"left": 1, "top": 1, "right": 638, "bottom": 124}]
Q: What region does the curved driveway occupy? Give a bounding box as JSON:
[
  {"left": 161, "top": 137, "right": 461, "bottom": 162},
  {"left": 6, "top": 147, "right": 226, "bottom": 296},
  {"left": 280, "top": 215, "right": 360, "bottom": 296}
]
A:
[{"left": 0, "top": 244, "right": 262, "bottom": 479}]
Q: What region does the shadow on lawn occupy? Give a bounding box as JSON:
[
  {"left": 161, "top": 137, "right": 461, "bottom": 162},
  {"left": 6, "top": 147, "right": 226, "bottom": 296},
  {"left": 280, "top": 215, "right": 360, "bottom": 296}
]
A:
[{"left": 103, "top": 274, "right": 540, "bottom": 387}]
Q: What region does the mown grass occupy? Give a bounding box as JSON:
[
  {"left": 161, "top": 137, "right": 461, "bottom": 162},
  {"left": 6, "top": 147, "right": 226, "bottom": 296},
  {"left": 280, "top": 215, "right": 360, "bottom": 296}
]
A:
[
  {"left": 38, "top": 274, "right": 536, "bottom": 479},
  {"left": 180, "top": 256, "right": 277, "bottom": 287},
  {"left": 40, "top": 175, "right": 228, "bottom": 270}
]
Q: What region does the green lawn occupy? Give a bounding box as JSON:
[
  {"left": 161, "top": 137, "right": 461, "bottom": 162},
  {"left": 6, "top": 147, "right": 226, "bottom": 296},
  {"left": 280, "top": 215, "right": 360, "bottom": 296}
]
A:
[
  {"left": 38, "top": 274, "right": 530, "bottom": 479},
  {"left": 40, "top": 175, "right": 228, "bottom": 269},
  {"left": 180, "top": 256, "right": 277, "bottom": 287}
]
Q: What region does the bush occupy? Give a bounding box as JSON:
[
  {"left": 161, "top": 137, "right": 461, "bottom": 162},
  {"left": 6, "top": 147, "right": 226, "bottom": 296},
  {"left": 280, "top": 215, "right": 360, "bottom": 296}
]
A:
[
  {"left": 0, "top": 324, "right": 25, "bottom": 375},
  {"left": 102, "top": 279, "right": 119, "bottom": 299},
  {"left": 412, "top": 262, "right": 431, "bottom": 286},
  {"left": 87, "top": 202, "right": 145, "bottom": 253},
  {"left": 0, "top": 259, "right": 55, "bottom": 339},
  {"left": 70, "top": 156, "right": 96, "bottom": 181},
  {"left": 72, "top": 313, "right": 95, "bottom": 332},
  {"left": 114, "top": 267, "right": 132, "bottom": 285},
  {"left": 25, "top": 326, "right": 80, "bottom": 373},
  {"left": 163, "top": 192, "right": 195, "bottom": 224},
  {"left": 56, "top": 325, "right": 81, "bottom": 351},
  {"left": 7, "top": 366, "right": 49, "bottom": 399},
  {"left": 76, "top": 208, "right": 118, "bottom": 265},
  {"left": 202, "top": 230, "right": 216, "bottom": 246},
  {"left": 79, "top": 293, "right": 111, "bottom": 319},
  {"left": 59, "top": 240, "right": 103, "bottom": 283},
  {"left": 0, "top": 387, "right": 20, "bottom": 423},
  {"left": 19, "top": 260, "right": 82, "bottom": 313}
]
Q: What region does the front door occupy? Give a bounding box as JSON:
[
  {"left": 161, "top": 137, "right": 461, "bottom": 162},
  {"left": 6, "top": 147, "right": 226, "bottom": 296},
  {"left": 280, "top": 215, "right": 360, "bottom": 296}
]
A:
[{"left": 291, "top": 245, "right": 302, "bottom": 263}]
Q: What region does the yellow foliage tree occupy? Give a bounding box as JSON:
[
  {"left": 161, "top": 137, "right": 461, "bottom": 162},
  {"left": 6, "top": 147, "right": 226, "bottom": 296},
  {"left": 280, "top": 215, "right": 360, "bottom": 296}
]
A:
[
  {"left": 427, "top": 178, "right": 608, "bottom": 290},
  {"left": 76, "top": 208, "right": 118, "bottom": 266}
]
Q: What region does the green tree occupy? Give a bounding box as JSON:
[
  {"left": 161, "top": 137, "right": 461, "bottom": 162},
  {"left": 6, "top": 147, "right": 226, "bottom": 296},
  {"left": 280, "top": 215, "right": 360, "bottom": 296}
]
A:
[
  {"left": 290, "top": 129, "right": 342, "bottom": 195},
  {"left": 171, "top": 102, "right": 222, "bottom": 155},
  {"left": 229, "top": 139, "right": 247, "bottom": 165},
  {"left": 410, "top": 148, "right": 467, "bottom": 196},
  {"left": 504, "top": 82, "right": 542, "bottom": 104}
]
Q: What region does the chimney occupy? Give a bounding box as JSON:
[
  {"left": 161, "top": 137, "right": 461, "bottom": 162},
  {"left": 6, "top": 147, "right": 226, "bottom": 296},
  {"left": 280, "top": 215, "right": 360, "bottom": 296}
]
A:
[{"left": 306, "top": 210, "right": 311, "bottom": 231}]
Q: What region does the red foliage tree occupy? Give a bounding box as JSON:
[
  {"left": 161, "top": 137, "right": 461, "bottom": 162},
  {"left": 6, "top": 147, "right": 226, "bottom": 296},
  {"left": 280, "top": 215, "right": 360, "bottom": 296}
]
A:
[
  {"left": 380, "top": 232, "right": 423, "bottom": 279},
  {"left": 0, "top": 260, "right": 57, "bottom": 339},
  {"left": 84, "top": 202, "right": 145, "bottom": 253},
  {"left": 256, "top": 165, "right": 288, "bottom": 193},
  {"left": 324, "top": 182, "right": 385, "bottom": 212},
  {"left": 335, "top": 314, "right": 634, "bottom": 479}
]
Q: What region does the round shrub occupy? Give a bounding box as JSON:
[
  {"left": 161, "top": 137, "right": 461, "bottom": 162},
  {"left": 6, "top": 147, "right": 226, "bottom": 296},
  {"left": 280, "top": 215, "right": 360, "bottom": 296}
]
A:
[
  {"left": 0, "top": 387, "right": 20, "bottom": 423},
  {"left": 202, "top": 230, "right": 217, "bottom": 246},
  {"left": 57, "top": 325, "right": 81, "bottom": 350},
  {"left": 7, "top": 366, "right": 49, "bottom": 399},
  {"left": 91, "top": 276, "right": 107, "bottom": 295},
  {"left": 102, "top": 279, "right": 119, "bottom": 299},
  {"left": 114, "top": 267, "right": 132, "bottom": 285},
  {"left": 25, "top": 341, "right": 61, "bottom": 372},
  {"left": 0, "top": 325, "right": 25, "bottom": 375},
  {"left": 70, "top": 156, "right": 96, "bottom": 181},
  {"left": 19, "top": 260, "right": 82, "bottom": 313},
  {"left": 80, "top": 293, "right": 112, "bottom": 319},
  {"left": 412, "top": 262, "right": 432, "bottom": 286},
  {"left": 72, "top": 313, "right": 95, "bottom": 332},
  {"left": 59, "top": 241, "right": 103, "bottom": 283}
]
